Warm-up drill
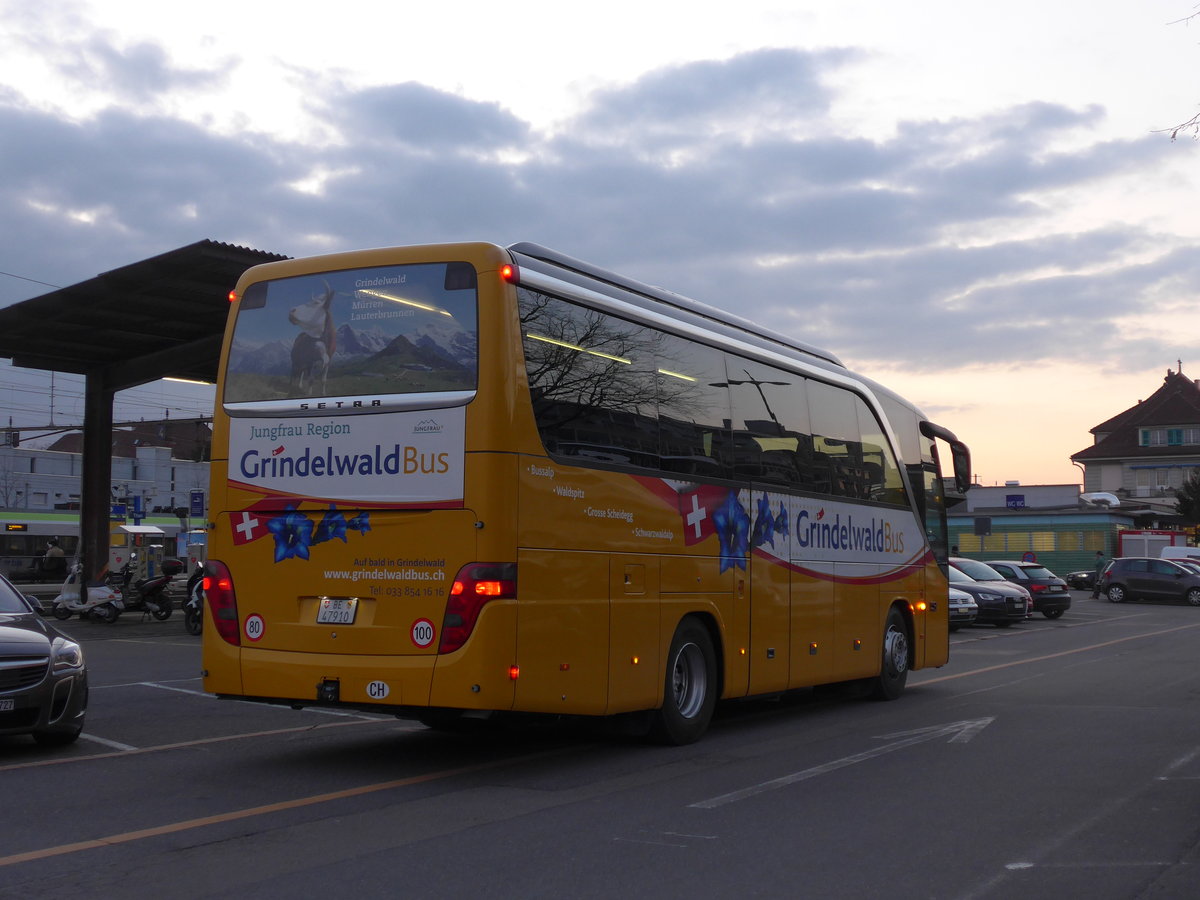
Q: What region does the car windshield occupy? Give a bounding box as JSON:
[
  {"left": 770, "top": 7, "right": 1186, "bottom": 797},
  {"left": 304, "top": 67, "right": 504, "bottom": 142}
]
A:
[
  {"left": 1180, "top": 562, "right": 1200, "bottom": 575},
  {"left": 953, "top": 558, "right": 1005, "bottom": 581},
  {"left": 948, "top": 566, "right": 974, "bottom": 584},
  {"left": 0, "top": 577, "right": 32, "bottom": 614},
  {"left": 1020, "top": 565, "right": 1056, "bottom": 579}
]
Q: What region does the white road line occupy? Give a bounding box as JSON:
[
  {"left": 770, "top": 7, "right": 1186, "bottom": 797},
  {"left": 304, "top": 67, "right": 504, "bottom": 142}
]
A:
[{"left": 79, "top": 733, "right": 138, "bottom": 751}]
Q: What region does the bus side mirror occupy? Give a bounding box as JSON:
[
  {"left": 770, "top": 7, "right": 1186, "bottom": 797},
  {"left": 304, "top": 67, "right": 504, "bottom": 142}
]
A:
[{"left": 950, "top": 440, "right": 971, "bottom": 496}]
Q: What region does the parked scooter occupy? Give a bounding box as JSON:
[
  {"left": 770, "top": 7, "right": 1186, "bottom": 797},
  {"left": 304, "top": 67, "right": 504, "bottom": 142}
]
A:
[
  {"left": 51, "top": 564, "right": 125, "bottom": 624},
  {"left": 115, "top": 558, "right": 184, "bottom": 621},
  {"left": 183, "top": 563, "right": 204, "bottom": 635}
]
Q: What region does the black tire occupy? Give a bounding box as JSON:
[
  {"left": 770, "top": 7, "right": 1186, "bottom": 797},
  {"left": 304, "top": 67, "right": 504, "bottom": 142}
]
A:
[
  {"left": 151, "top": 605, "right": 172, "bottom": 621},
  {"left": 51, "top": 604, "right": 72, "bottom": 620},
  {"left": 649, "top": 618, "right": 718, "bottom": 745},
  {"left": 1043, "top": 609, "right": 1064, "bottom": 619},
  {"left": 1187, "top": 588, "right": 1200, "bottom": 607},
  {"left": 869, "top": 607, "right": 910, "bottom": 700},
  {"left": 184, "top": 607, "right": 202, "bottom": 635},
  {"left": 89, "top": 604, "right": 119, "bottom": 624},
  {"left": 1107, "top": 584, "right": 1126, "bottom": 603}
]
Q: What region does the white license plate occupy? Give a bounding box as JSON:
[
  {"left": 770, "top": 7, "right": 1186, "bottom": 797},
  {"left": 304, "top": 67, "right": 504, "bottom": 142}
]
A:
[
  {"left": 0, "top": 698, "right": 14, "bottom": 711},
  {"left": 316, "top": 597, "right": 357, "bottom": 625}
]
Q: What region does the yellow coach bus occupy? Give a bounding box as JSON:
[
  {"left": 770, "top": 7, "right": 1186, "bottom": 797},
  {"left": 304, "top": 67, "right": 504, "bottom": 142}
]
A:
[{"left": 201, "top": 242, "right": 970, "bottom": 744}]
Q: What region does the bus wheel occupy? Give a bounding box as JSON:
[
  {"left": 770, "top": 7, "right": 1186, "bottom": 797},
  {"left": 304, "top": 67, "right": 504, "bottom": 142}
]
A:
[
  {"left": 649, "top": 618, "right": 717, "bottom": 745},
  {"left": 869, "top": 607, "right": 909, "bottom": 701}
]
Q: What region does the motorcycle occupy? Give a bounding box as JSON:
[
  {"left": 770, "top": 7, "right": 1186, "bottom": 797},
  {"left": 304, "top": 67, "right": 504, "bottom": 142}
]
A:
[
  {"left": 114, "top": 558, "right": 184, "bottom": 621},
  {"left": 51, "top": 564, "right": 125, "bottom": 624},
  {"left": 183, "top": 563, "right": 204, "bottom": 635}
]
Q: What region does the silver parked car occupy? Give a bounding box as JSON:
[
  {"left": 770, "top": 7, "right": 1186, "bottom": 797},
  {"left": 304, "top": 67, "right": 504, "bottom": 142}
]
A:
[
  {"left": 948, "top": 586, "right": 978, "bottom": 631},
  {"left": 0, "top": 574, "right": 88, "bottom": 745}
]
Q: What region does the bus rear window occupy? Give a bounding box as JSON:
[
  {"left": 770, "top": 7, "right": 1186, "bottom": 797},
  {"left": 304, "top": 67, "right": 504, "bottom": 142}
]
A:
[{"left": 224, "top": 262, "right": 478, "bottom": 404}]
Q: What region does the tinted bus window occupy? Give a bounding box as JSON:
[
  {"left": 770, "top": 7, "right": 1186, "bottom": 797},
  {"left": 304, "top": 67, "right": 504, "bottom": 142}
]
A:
[
  {"left": 727, "top": 361, "right": 812, "bottom": 488},
  {"left": 519, "top": 290, "right": 661, "bottom": 468},
  {"left": 854, "top": 395, "right": 909, "bottom": 507},
  {"left": 654, "top": 335, "right": 732, "bottom": 480},
  {"left": 225, "top": 262, "right": 478, "bottom": 404}
]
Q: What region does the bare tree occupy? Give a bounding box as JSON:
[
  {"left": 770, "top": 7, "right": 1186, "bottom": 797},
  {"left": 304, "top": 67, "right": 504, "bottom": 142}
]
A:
[{"left": 1162, "top": 7, "right": 1200, "bottom": 139}]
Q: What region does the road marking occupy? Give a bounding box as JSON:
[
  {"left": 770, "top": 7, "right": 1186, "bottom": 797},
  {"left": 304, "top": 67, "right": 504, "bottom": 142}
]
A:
[
  {"left": 0, "top": 718, "right": 403, "bottom": 773},
  {"left": 0, "top": 749, "right": 566, "bottom": 869},
  {"left": 79, "top": 733, "right": 138, "bottom": 751},
  {"left": 690, "top": 718, "right": 993, "bottom": 809},
  {"left": 920, "top": 621, "right": 1200, "bottom": 686}
]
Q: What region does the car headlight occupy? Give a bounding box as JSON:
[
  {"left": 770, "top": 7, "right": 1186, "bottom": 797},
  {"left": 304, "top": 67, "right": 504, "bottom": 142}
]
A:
[
  {"left": 51, "top": 636, "right": 84, "bottom": 671},
  {"left": 978, "top": 592, "right": 1001, "bottom": 601}
]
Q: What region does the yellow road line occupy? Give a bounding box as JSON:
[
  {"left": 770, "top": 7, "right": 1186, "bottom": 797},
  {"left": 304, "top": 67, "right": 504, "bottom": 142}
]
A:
[{"left": 0, "top": 750, "right": 562, "bottom": 868}]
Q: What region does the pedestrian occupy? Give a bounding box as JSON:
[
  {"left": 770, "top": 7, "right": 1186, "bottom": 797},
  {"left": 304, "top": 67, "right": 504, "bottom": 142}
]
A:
[{"left": 1090, "top": 549, "right": 1107, "bottom": 598}]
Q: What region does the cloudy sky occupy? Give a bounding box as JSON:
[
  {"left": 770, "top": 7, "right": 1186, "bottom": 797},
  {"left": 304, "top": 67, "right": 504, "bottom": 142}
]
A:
[{"left": 2, "top": 0, "right": 1199, "bottom": 485}]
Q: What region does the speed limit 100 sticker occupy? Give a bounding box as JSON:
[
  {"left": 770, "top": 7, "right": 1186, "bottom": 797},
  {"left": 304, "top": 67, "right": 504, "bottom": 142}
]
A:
[
  {"left": 411, "top": 618, "right": 435, "bottom": 648},
  {"left": 244, "top": 614, "right": 265, "bottom": 642}
]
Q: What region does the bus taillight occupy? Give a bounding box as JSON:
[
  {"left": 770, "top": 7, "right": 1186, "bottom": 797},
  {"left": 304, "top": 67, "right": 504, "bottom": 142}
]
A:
[
  {"left": 204, "top": 559, "right": 241, "bottom": 646},
  {"left": 439, "top": 562, "right": 516, "bottom": 654}
]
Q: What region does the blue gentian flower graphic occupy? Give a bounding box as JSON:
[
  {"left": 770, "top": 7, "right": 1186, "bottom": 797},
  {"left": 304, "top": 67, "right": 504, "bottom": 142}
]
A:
[
  {"left": 267, "top": 507, "right": 314, "bottom": 562},
  {"left": 751, "top": 493, "right": 775, "bottom": 548},
  {"left": 347, "top": 512, "right": 371, "bottom": 535},
  {"left": 313, "top": 507, "right": 348, "bottom": 545},
  {"left": 712, "top": 490, "right": 750, "bottom": 572},
  {"left": 774, "top": 503, "right": 790, "bottom": 539}
]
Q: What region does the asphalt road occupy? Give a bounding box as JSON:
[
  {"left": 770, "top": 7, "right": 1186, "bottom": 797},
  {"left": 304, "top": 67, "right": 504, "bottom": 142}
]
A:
[{"left": 3, "top": 592, "right": 1200, "bottom": 899}]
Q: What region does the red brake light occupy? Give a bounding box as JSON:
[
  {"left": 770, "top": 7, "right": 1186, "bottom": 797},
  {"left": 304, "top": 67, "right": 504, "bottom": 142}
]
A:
[
  {"left": 204, "top": 559, "right": 241, "bottom": 646},
  {"left": 440, "top": 562, "right": 516, "bottom": 654}
]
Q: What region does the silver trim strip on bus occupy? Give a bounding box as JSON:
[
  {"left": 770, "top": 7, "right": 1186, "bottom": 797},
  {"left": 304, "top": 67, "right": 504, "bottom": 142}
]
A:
[
  {"left": 518, "top": 267, "right": 870, "bottom": 401},
  {"left": 223, "top": 390, "right": 477, "bottom": 418}
]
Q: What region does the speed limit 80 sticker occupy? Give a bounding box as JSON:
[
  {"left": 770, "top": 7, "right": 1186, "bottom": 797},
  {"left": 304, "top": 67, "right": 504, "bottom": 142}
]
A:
[
  {"left": 244, "top": 614, "right": 265, "bottom": 642},
  {"left": 410, "top": 618, "right": 435, "bottom": 648}
]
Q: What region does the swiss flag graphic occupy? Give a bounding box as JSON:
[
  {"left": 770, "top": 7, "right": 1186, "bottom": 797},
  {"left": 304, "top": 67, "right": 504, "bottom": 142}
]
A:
[
  {"left": 676, "top": 485, "right": 729, "bottom": 545},
  {"left": 229, "top": 498, "right": 283, "bottom": 545}
]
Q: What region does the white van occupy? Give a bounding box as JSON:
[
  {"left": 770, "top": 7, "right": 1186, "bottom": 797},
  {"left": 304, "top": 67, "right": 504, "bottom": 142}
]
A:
[{"left": 1160, "top": 546, "right": 1200, "bottom": 562}]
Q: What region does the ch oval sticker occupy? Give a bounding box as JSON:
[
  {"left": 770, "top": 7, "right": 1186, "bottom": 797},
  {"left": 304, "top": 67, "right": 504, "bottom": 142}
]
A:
[
  {"left": 411, "top": 618, "right": 435, "bottom": 648},
  {"left": 366, "top": 681, "right": 390, "bottom": 700}
]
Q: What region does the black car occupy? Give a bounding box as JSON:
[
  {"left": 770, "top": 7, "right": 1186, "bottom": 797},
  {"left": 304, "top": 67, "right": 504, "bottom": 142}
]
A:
[
  {"left": 948, "top": 565, "right": 1028, "bottom": 626},
  {"left": 0, "top": 575, "right": 88, "bottom": 745},
  {"left": 1098, "top": 557, "right": 1200, "bottom": 605},
  {"left": 1065, "top": 570, "right": 1096, "bottom": 591},
  {"left": 983, "top": 560, "right": 1072, "bottom": 619}
]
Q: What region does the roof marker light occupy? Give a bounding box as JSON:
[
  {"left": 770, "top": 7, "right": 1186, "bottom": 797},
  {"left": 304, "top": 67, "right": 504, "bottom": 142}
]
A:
[
  {"left": 500, "top": 263, "right": 519, "bottom": 283},
  {"left": 228, "top": 290, "right": 238, "bottom": 303}
]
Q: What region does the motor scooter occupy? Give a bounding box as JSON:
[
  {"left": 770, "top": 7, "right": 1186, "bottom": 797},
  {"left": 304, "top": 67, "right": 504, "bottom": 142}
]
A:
[
  {"left": 51, "top": 563, "right": 125, "bottom": 624},
  {"left": 115, "top": 558, "right": 184, "bottom": 621},
  {"left": 183, "top": 563, "right": 204, "bottom": 635}
]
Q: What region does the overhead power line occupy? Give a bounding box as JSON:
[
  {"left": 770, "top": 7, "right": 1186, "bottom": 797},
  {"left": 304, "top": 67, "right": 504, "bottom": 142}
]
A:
[{"left": 0, "top": 269, "right": 62, "bottom": 289}]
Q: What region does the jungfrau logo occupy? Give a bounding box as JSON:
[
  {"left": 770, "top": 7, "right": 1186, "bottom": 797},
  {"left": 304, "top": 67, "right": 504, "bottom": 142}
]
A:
[{"left": 413, "top": 419, "right": 442, "bottom": 433}]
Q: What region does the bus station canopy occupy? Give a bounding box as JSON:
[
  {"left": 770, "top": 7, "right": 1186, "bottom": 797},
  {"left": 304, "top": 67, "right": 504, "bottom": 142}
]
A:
[
  {"left": 0, "top": 239, "right": 287, "bottom": 389},
  {"left": 0, "top": 239, "right": 289, "bottom": 579}
]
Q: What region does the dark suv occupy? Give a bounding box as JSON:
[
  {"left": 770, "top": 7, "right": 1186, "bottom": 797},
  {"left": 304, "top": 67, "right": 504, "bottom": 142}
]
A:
[
  {"left": 1099, "top": 557, "right": 1200, "bottom": 605},
  {"left": 983, "top": 560, "right": 1072, "bottom": 619}
]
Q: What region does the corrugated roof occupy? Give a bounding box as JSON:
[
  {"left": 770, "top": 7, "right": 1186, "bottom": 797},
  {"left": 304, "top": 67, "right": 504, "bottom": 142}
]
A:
[{"left": 0, "top": 239, "right": 288, "bottom": 390}]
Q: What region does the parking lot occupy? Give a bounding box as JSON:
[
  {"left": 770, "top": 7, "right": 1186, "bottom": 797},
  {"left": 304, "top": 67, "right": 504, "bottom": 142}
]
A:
[{"left": 5, "top": 589, "right": 1200, "bottom": 898}]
